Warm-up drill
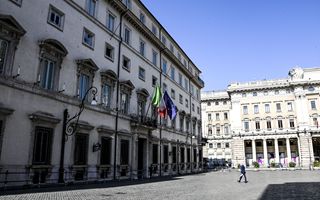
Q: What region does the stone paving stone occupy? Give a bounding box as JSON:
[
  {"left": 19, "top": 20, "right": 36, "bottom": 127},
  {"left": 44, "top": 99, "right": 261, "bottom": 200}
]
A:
[{"left": 0, "top": 170, "right": 319, "bottom": 200}]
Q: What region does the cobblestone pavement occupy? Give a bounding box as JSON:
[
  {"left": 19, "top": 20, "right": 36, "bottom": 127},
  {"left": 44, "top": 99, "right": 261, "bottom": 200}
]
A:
[{"left": 0, "top": 170, "right": 320, "bottom": 200}]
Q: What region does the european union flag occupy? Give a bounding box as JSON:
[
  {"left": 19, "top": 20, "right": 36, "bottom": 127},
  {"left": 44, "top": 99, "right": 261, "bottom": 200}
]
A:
[{"left": 163, "top": 91, "right": 178, "bottom": 120}]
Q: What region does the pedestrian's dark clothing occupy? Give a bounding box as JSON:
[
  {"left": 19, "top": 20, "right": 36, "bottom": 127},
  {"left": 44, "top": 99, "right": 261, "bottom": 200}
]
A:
[{"left": 238, "top": 165, "right": 247, "bottom": 183}]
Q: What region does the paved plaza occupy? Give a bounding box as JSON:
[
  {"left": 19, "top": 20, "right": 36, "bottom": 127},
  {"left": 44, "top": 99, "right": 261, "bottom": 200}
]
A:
[{"left": 0, "top": 170, "right": 319, "bottom": 200}]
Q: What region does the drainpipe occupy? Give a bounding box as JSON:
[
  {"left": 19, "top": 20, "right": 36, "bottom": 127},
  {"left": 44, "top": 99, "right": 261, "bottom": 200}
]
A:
[
  {"left": 113, "top": 9, "right": 127, "bottom": 180},
  {"left": 158, "top": 28, "right": 165, "bottom": 177},
  {"left": 188, "top": 60, "right": 193, "bottom": 172}
]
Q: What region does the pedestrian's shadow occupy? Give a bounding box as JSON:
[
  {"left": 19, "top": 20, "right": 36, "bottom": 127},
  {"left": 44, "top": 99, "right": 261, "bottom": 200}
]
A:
[{"left": 259, "top": 182, "right": 320, "bottom": 200}]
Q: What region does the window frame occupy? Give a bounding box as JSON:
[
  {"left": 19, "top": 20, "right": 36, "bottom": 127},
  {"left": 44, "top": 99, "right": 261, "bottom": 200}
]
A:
[
  {"left": 82, "top": 28, "right": 95, "bottom": 49},
  {"left": 47, "top": 4, "right": 65, "bottom": 31}
]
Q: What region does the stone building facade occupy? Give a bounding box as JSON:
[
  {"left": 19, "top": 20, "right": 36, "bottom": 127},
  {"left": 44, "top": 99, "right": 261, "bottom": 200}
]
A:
[
  {"left": 202, "top": 67, "right": 320, "bottom": 168},
  {"left": 0, "top": 0, "right": 204, "bottom": 186}
]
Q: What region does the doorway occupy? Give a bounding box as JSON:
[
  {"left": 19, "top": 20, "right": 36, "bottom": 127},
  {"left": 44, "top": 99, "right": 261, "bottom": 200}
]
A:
[{"left": 138, "top": 138, "right": 146, "bottom": 179}]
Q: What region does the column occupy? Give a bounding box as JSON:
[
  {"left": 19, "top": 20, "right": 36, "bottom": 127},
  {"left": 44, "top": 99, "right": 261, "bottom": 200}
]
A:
[
  {"left": 275, "top": 138, "right": 279, "bottom": 163},
  {"left": 263, "top": 139, "right": 268, "bottom": 167},
  {"left": 131, "top": 134, "right": 138, "bottom": 179},
  {"left": 286, "top": 138, "right": 292, "bottom": 164},
  {"left": 252, "top": 140, "right": 256, "bottom": 162}
]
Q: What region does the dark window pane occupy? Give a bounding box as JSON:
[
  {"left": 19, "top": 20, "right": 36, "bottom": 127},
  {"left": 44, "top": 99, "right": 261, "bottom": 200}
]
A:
[
  {"left": 32, "top": 127, "right": 53, "bottom": 165},
  {"left": 100, "top": 137, "right": 111, "bottom": 165},
  {"left": 120, "top": 140, "right": 129, "bottom": 165},
  {"left": 74, "top": 134, "right": 88, "bottom": 165}
]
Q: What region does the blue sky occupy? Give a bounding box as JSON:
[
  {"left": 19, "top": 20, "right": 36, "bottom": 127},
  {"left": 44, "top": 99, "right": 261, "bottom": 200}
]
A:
[{"left": 141, "top": 0, "right": 320, "bottom": 91}]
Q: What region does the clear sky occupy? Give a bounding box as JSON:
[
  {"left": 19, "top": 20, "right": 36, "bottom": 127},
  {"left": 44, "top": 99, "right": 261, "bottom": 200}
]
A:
[{"left": 141, "top": 0, "right": 320, "bottom": 91}]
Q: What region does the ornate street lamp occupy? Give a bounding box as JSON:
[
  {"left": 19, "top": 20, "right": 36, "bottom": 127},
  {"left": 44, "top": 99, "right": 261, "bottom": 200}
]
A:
[{"left": 58, "top": 86, "right": 98, "bottom": 183}]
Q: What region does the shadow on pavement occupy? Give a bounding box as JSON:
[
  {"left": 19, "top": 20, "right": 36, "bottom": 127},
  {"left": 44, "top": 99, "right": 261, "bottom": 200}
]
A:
[
  {"left": 259, "top": 182, "right": 320, "bottom": 200},
  {"left": 0, "top": 176, "right": 183, "bottom": 196}
]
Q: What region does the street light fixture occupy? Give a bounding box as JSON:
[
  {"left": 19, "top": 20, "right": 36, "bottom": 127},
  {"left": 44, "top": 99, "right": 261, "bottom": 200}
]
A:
[{"left": 58, "top": 86, "right": 98, "bottom": 183}]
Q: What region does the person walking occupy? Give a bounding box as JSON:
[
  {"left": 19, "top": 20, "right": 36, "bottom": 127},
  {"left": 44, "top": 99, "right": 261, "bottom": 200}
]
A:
[{"left": 238, "top": 164, "right": 248, "bottom": 183}]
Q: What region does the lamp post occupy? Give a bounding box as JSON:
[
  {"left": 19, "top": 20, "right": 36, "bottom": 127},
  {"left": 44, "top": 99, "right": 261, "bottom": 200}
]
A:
[{"left": 58, "top": 86, "right": 98, "bottom": 183}]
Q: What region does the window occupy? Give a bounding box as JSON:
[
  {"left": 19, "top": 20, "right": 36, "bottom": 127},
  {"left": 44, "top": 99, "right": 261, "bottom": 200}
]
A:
[
  {"left": 217, "top": 143, "right": 221, "bottom": 148},
  {"left": 138, "top": 67, "right": 145, "bottom": 81},
  {"left": 215, "top": 101, "right": 219, "bottom": 106},
  {"left": 78, "top": 73, "right": 90, "bottom": 100},
  {"left": 224, "top": 112, "right": 228, "bottom": 120},
  {"left": 184, "top": 78, "right": 188, "bottom": 91},
  {"left": 209, "top": 143, "right": 213, "bottom": 148},
  {"left": 253, "top": 92, "right": 257, "bottom": 96},
  {"left": 264, "top": 91, "right": 268, "bottom": 96},
  {"left": 124, "top": 26, "right": 131, "bottom": 44},
  {"left": 208, "top": 125, "right": 212, "bottom": 136},
  {"left": 311, "top": 100, "right": 317, "bottom": 110},
  {"left": 152, "top": 76, "right": 157, "bottom": 87},
  {"left": 139, "top": 39, "right": 145, "bottom": 57},
  {"left": 187, "top": 148, "right": 191, "bottom": 163},
  {"left": 225, "top": 143, "right": 230, "bottom": 148},
  {"left": 278, "top": 119, "right": 283, "bottom": 129},
  {"left": 161, "top": 35, "right": 166, "bottom": 45},
  {"left": 180, "top": 147, "right": 185, "bottom": 163},
  {"left": 265, "top": 104, "right": 270, "bottom": 113},
  {"left": 151, "top": 24, "right": 157, "bottom": 35},
  {"left": 179, "top": 73, "right": 183, "bottom": 86},
  {"left": 242, "top": 93, "right": 246, "bottom": 97},
  {"left": 151, "top": 144, "right": 159, "bottom": 165},
  {"left": 171, "top": 89, "right": 175, "bottom": 99},
  {"left": 313, "top": 117, "right": 318, "bottom": 127},
  {"left": 170, "top": 44, "right": 174, "bottom": 53},
  {"left": 83, "top": 28, "right": 95, "bottom": 48},
  {"left": 0, "top": 16, "right": 25, "bottom": 76},
  {"left": 163, "top": 145, "right": 169, "bottom": 164},
  {"left": 223, "top": 101, "right": 227, "bottom": 105},
  {"left": 152, "top": 50, "right": 157, "bottom": 66},
  {"left": 186, "top": 120, "right": 190, "bottom": 132},
  {"left": 287, "top": 102, "right": 293, "bottom": 111},
  {"left": 85, "top": 0, "right": 96, "bottom": 17},
  {"left": 179, "top": 94, "right": 183, "bottom": 104},
  {"left": 47, "top": 5, "right": 65, "bottom": 30},
  {"left": 177, "top": 53, "right": 181, "bottom": 61},
  {"left": 107, "top": 12, "right": 115, "bottom": 32},
  {"left": 40, "top": 59, "right": 56, "bottom": 90},
  {"left": 139, "top": 12, "right": 145, "bottom": 24},
  {"left": 192, "top": 103, "right": 195, "bottom": 112},
  {"left": 276, "top": 103, "right": 281, "bottom": 112},
  {"left": 123, "top": 0, "right": 131, "bottom": 9},
  {"left": 224, "top": 125, "right": 229, "bottom": 134},
  {"left": 120, "top": 92, "right": 129, "bottom": 114},
  {"left": 137, "top": 90, "right": 148, "bottom": 118},
  {"left": 197, "top": 107, "right": 200, "bottom": 114},
  {"left": 185, "top": 99, "right": 188, "bottom": 107},
  {"left": 170, "top": 67, "right": 175, "bottom": 81},
  {"left": 267, "top": 120, "right": 272, "bottom": 130},
  {"left": 208, "top": 113, "right": 212, "bottom": 121},
  {"left": 275, "top": 90, "right": 279, "bottom": 95},
  {"left": 216, "top": 113, "right": 220, "bottom": 121},
  {"left": 102, "top": 83, "right": 112, "bottom": 108},
  {"left": 76, "top": 59, "right": 98, "bottom": 101},
  {"left": 162, "top": 83, "right": 167, "bottom": 93},
  {"left": 244, "top": 121, "right": 249, "bottom": 131},
  {"left": 32, "top": 127, "right": 53, "bottom": 165},
  {"left": 100, "top": 137, "right": 111, "bottom": 165},
  {"left": 254, "top": 105, "right": 259, "bottom": 114},
  {"left": 162, "top": 59, "right": 167, "bottom": 74},
  {"left": 255, "top": 120, "right": 260, "bottom": 130},
  {"left": 172, "top": 118, "right": 176, "bottom": 129},
  {"left": 0, "top": 39, "right": 8, "bottom": 75},
  {"left": 180, "top": 115, "right": 184, "bottom": 131},
  {"left": 289, "top": 119, "right": 295, "bottom": 128},
  {"left": 122, "top": 55, "right": 131, "bottom": 71},
  {"left": 183, "top": 60, "right": 187, "bottom": 67},
  {"left": 243, "top": 106, "right": 248, "bottom": 115},
  {"left": 308, "top": 86, "right": 315, "bottom": 92},
  {"left": 105, "top": 43, "right": 114, "bottom": 61},
  {"left": 120, "top": 140, "right": 129, "bottom": 165},
  {"left": 74, "top": 133, "right": 88, "bottom": 165},
  {"left": 286, "top": 89, "right": 291, "bottom": 93}
]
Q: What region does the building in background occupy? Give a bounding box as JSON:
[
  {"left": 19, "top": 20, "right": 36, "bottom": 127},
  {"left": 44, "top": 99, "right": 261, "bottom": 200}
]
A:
[
  {"left": 0, "top": 0, "right": 204, "bottom": 186},
  {"left": 202, "top": 67, "right": 320, "bottom": 168}
]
